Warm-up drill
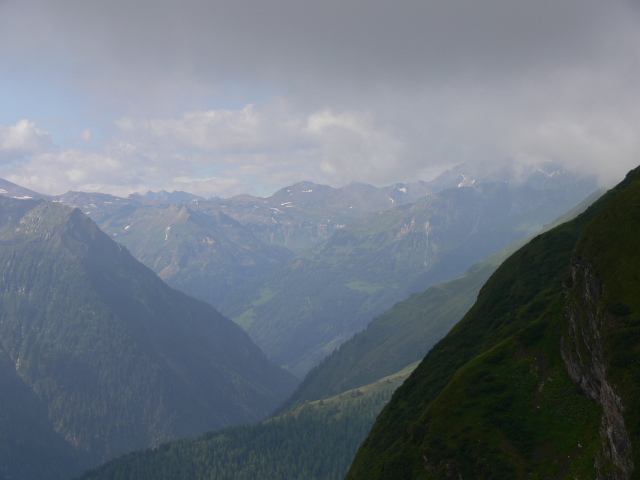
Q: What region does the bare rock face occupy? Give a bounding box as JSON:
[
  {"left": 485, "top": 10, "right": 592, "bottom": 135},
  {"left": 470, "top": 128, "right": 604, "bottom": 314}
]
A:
[{"left": 561, "top": 258, "right": 633, "bottom": 479}]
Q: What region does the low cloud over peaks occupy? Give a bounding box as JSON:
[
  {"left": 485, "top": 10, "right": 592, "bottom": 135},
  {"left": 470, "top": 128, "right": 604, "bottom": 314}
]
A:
[{"left": 0, "top": 1, "right": 638, "bottom": 196}]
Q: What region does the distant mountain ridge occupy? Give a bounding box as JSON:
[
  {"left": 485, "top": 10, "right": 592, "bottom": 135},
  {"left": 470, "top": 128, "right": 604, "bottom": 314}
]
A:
[
  {"left": 135, "top": 190, "right": 208, "bottom": 202},
  {"left": 1, "top": 177, "right": 439, "bottom": 312},
  {"left": 0, "top": 178, "right": 52, "bottom": 201},
  {"left": 1, "top": 160, "right": 581, "bottom": 255},
  {"left": 0, "top": 162, "right": 598, "bottom": 377},
  {"left": 0, "top": 196, "right": 296, "bottom": 479},
  {"left": 225, "top": 170, "right": 598, "bottom": 376}
]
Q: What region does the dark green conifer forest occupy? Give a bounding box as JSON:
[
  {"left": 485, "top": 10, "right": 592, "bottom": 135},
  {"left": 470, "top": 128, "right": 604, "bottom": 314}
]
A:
[{"left": 76, "top": 367, "right": 413, "bottom": 480}]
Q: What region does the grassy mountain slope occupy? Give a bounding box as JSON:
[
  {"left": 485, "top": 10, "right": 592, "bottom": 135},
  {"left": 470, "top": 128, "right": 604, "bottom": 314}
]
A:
[
  {"left": 346, "top": 167, "right": 640, "bottom": 479},
  {"left": 227, "top": 177, "right": 597, "bottom": 376},
  {"left": 0, "top": 198, "right": 296, "bottom": 471},
  {"left": 74, "top": 364, "right": 417, "bottom": 480},
  {"left": 279, "top": 255, "right": 502, "bottom": 410}
]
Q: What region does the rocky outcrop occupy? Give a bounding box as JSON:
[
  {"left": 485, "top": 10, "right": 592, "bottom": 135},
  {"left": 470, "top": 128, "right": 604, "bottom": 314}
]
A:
[{"left": 561, "top": 258, "right": 634, "bottom": 479}]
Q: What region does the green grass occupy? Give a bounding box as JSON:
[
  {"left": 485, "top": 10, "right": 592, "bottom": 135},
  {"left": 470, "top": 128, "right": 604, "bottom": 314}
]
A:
[
  {"left": 344, "top": 281, "right": 381, "bottom": 294},
  {"left": 232, "top": 308, "right": 256, "bottom": 329},
  {"left": 231, "top": 287, "right": 277, "bottom": 329},
  {"left": 275, "top": 362, "right": 418, "bottom": 420},
  {"left": 410, "top": 306, "right": 602, "bottom": 479}
]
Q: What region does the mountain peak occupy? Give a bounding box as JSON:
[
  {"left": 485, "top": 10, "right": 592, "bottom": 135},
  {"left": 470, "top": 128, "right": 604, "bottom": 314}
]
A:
[
  {"left": 0, "top": 177, "right": 51, "bottom": 201},
  {"left": 140, "top": 190, "right": 205, "bottom": 202},
  {"left": 0, "top": 196, "right": 297, "bottom": 475}
]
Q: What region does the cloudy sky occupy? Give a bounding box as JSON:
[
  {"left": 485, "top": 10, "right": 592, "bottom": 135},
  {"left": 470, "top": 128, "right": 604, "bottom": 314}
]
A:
[{"left": 1, "top": 0, "right": 639, "bottom": 198}]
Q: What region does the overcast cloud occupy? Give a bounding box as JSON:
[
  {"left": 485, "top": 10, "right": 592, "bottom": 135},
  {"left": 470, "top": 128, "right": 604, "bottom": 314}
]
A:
[{"left": 0, "top": 0, "right": 638, "bottom": 197}]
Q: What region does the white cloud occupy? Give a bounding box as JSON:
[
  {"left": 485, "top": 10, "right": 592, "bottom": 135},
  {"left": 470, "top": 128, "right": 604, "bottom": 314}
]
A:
[
  {"left": 0, "top": 119, "right": 54, "bottom": 162},
  {"left": 115, "top": 105, "right": 287, "bottom": 155},
  {"left": 3, "top": 149, "right": 124, "bottom": 195},
  {"left": 305, "top": 109, "right": 404, "bottom": 182},
  {"left": 510, "top": 116, "right": 640, "bottom": 188},
  {"left": 163, "top": 176, "right": 242, "bottom": 198},
  {"left": 0, "top": 1, "right": 638, "bottom": 196},
  {"left": 0, "top": 109, "right": 314, "bottom": 197},
  {"left": 114, "top": 105, "right": 411, "bottom": 189}
]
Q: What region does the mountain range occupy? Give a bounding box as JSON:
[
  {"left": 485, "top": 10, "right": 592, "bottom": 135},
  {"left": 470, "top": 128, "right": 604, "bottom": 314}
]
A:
[
  {"left": 224, "top": 169, "right": 598, "bottom": 375},
  {"left": 0, "top": 161, "right": 606, "bottom": 480},
  {"left": 0, "top": 162, "right": 598, "bottom": 379}
]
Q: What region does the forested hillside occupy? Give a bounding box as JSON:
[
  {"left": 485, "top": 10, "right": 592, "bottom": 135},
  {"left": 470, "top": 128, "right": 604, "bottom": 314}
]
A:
[
  {"left": 75, "top": 365, "right": 416, "bottom": 480},
  {"left": 0, "top": 343, "right": 83, "bottom": 480},
  {"left": 0, "top": 197, "right": 296, "bottom": 477}
]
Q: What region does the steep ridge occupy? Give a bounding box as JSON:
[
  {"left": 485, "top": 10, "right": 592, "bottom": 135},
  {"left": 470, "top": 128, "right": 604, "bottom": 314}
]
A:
[
  {"left": 0, "top": 197, "right": 296, "bottom": 473},
  {"left": 346, "top": 167, "right": 640, "bottom": 479}
]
